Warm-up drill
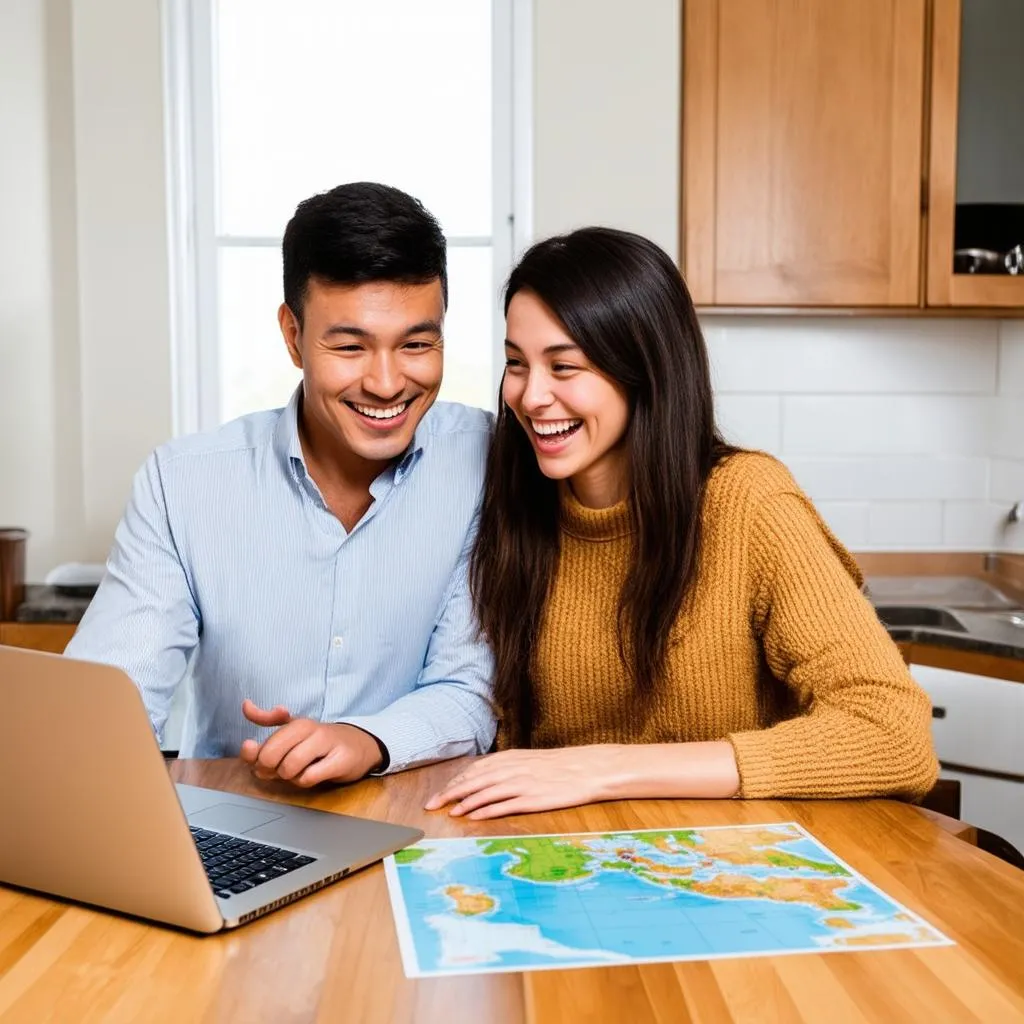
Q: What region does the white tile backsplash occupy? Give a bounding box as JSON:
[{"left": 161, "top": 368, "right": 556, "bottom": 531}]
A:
[
  {"left": 991, "top": 397, "right": 1024, "bottom": 459},
  {"left": 701, "top": 316, "right": 1024, "bottom": 551},
  {"left": 707, "top": 318, "right": 998, "bottom": 394},
  {"left": 782, "top": 396, "right": 992, "bottom": 456},
  {"left": 998, "top": 321, "right": 1024, "bottom": 397},
  {"left": 786, "top": 456, "right": 987, "bottom": 501},
  {"left": 991, "top": 459, "right": 1024, "bottom": 503},
  {"left": 815, "top": 502, "right": 870, "bottom": 548},
  {"left": 867, "top": 502, "right": 944, "bottom": 547},
  {"left": 943, "top": 502, "right": 1024, "bottom": 551},
  {"left": 715, "top": 395, "right": 782, "bottom": 453}
]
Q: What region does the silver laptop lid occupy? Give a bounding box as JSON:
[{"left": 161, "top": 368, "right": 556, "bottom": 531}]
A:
[{"left": 0, "top": 645, "right": 223, "bottom": 931}]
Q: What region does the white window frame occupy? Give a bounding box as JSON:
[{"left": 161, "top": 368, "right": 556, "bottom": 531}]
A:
[{"left": 162, "top": 0, "right": 532, "bottom": 435}]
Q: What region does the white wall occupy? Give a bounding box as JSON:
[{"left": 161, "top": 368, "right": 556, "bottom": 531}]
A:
[
  {"left": 0, "top": 0, "right": 72, "bottom": 579},
  {"left": 533, "top": 0, "right": 680, "bottom": 259},
  {"left": 72, "top": 0, "right": 174, "bottom": 559},
  {"left": 1, "top": 0, "right": 1021, "bottom": 581},
  {"left": 0, "top": 0, "right": 172, "bottom": 580}
]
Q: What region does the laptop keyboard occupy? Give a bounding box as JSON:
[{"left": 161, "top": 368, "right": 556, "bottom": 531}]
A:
[{"left": 190, "top": 826, "right": 318, "bottom": 899}]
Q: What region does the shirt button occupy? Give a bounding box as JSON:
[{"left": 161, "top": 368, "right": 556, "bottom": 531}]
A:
[{"left": 332, "top": 636, "right": 344, "bottom": 648}]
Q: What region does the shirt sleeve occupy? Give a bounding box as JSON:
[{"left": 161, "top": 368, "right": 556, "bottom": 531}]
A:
[
  {"left": 64, "top": 453, "right": 200, "bottom": 741},
  {"left": 334, "top": 519, "right": 496, "bottom": 774},
  {"left": 727, "top": 488, "right": 939, "bottom": 800}
]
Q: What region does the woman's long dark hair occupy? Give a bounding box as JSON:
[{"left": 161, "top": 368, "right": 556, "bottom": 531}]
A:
[{"left": 470, "top": 227, "right": 736, "bottom": 747}]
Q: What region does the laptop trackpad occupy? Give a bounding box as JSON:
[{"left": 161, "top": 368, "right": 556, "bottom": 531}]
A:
[{"left": 188, "top": 803, "right": 284, "bottom": 834}]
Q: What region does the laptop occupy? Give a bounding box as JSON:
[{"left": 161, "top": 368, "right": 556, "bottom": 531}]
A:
[{"left": 0, "top": 645, "right": 423, "bottom": 933}]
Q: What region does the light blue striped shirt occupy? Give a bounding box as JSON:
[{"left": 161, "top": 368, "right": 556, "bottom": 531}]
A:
[{"left": 65, "top": 390, "right": 497, "bottom": 771}]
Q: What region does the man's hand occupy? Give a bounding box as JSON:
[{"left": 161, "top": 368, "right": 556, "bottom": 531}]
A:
[
  {"left": 423, "top": 747, "right": 612, "bottom": 819},
  {"left": 238, "top": 699, "right": 384, "bottom": 787}
]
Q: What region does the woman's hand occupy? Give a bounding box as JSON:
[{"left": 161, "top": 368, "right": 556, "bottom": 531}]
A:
[
  {"left": 425, "top": 741, "right": 741, "bottom": 817},
  {"left": 424, "top": 747, "right": 618, "bottom": 819}
]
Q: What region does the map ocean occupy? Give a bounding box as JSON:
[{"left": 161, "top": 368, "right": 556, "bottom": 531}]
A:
[{"left": 384, "top": 825, "right": 952, "bottom": 977}]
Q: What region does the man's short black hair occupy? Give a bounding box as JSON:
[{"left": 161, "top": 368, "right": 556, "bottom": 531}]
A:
[{"left": 282, "top": 182, "right": 447, "bottom": 324}]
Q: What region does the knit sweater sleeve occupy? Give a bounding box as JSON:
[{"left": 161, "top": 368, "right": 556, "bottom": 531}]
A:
[{"left": 727, "top": 485, "right": 939, "bottom": 800}]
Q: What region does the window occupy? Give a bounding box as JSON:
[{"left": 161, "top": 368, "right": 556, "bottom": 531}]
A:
[{"left": 165, "top": 0, "right": 529, "bottom": 431}]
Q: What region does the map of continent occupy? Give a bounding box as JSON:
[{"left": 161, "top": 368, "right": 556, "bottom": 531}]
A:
[{"left": 384, "top": 823, "right": 951, "bottom": 976}]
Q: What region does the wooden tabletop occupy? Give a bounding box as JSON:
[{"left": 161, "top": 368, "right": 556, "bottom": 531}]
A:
[{"left": 2, "top": 758, "right": 1024, "bottom": 1023}]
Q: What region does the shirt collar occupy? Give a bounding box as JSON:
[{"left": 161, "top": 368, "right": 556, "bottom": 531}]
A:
[
  {"left": 272, "top": 385, "right": 306, "bottom": 481},
  {"left": 272, "top": 384, "right": 428, "bottom": 484}
]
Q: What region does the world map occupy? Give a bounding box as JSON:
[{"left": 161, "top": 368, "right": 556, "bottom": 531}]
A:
[{"left": 384, "top": 823, "right": 951, "bottom": 976}]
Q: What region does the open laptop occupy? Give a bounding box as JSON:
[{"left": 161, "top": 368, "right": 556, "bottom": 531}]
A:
[{"left": 0, "top": 645, "right": 423, "bottom": 933}]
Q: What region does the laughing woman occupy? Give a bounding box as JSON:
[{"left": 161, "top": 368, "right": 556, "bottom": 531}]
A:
[{"left": 426, "top": 227, "right": 938, "bottom": 820}]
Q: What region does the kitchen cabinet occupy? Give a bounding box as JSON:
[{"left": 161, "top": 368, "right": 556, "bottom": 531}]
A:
[
  {"left": 683, "top": 0, "right": 926, "bottom": 307},
  {"left": 0, "top": 623, "right": 76, "bottom": 654},
  {"left": 926, "top": 0, "right": 1024, "bottom": 308},
  {"left": 910, "top": 664, "right": 1024, "bottom": 852},
  {"left": 682, "top": 0, "right": 1024, "bottom": 311}
]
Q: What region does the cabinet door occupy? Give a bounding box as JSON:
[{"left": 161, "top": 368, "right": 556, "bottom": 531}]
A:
[
  {"left": 683, "top": 0, "right": 927, "bottom": 306},
  {"left": 926, "top": 0, "right": 1024, "bottom": 308},
  {"left": 910, "top": 664, "right": 1024, "bottom": 776}
]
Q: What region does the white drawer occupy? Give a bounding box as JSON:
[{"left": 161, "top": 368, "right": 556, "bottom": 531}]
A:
[{"left": 910, "top": 666, "right": 1024, "bottom": 777}]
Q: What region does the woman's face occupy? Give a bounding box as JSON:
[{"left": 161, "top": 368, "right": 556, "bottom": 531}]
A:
[{"left": 503, "top": 290, "right": 630, "bottom": 507}]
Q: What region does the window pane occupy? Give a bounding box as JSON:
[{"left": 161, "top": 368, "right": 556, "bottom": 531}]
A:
[
  {"left": 218, "top": 246, "right": 299, "bottom": 423},
  {"left": 218, "top": 244, "right": 494, "bottom": 421},
  {"left": 214, "top": 0, "right": 492, "bottom": 238},
  {"left": 440, "top": 246, "right": 496, "bottom": 411}
]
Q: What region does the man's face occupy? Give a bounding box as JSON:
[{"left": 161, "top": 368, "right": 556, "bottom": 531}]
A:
[{"left": 280, "top": 276, "right": 445, "bottom": 469}]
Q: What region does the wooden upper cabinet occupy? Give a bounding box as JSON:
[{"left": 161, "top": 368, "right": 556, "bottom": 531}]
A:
[
  {"left": 683, "top": 0, "right": 928, "bottom": 307},
  {"left": 926, "top": 0, "right": 1024, "bottom": 309}
]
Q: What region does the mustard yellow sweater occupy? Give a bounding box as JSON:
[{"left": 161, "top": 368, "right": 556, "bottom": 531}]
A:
[{"left": 528, "top": 452, "right": 938, "bottom": 800}]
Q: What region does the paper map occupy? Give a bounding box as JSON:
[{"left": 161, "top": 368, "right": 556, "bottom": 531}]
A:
[{"left": 384, "top": 823, "right": 952, "bottom": 976}]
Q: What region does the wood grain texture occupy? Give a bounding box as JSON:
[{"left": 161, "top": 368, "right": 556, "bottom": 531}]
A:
[
  {"left": 696, "top": 305, "right": 1024, "bottom": 317},
  {"left": 2, "top": 758, "right": 1024, "bottom": 1022},
  {"left": 905, "top": 642, "right": 1024, "bottom": 685},
  {"left": 925, "top": 0, "right": 1024, "bottom": 309},
  {"left": 0, "top": 623, "right": 76, "bottom": 654},
  {"left": 852, "top": 552, "right": 992, "bottom": 576},
  {"left": 682, "top": 0, "right": 719, "bottom": 302},
  {"left": 683, "top": 0, "right": 927, "bottom": 307}
]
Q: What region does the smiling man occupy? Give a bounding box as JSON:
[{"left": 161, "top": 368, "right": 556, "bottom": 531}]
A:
[{"left": 66, "top": 183, "right": 496, "bottom": 785}]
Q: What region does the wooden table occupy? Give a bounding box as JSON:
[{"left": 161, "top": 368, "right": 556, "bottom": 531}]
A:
[{"left": 2, "top": 758, "right": 1024, "bottom": 1023}]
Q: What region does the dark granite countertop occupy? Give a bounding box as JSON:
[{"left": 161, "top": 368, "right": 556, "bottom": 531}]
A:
[
  {"left": 883, "top": 612, "right": 1024, "bottom": 662},
  {"left": 15, "top": 584, "right": 94, "bottom": 624}
]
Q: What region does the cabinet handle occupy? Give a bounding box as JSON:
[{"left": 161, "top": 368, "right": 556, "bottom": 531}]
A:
[{"left": 932, "top": 706, "right": 947, "bottom": 719}]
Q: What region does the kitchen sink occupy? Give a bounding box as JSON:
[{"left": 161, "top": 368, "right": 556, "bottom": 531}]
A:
[
  {"left": 986, "top": 611, "right": 1024, "bottom": 629},
  {"left": 874, "top": 605, "right": 968, "bottom": 632}
]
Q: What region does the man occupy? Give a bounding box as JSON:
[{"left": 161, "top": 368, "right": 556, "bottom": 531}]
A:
[{"left": 66, "top": 182, "right": 495, "bottom": 786}]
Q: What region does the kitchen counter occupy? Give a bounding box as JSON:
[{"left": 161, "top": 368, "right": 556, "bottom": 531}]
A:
[
  {"left": 14, "top": 583, "right": 94, "bottom": 624},
  {"left": 881, "top": 609, "right": 1024, "bottom": 661},
  {"left": 9, "top": 574, "right": 1024, "bottom": 668},
  {"left": 864, "top": 573, "right": 1024, "bottom": 665}
]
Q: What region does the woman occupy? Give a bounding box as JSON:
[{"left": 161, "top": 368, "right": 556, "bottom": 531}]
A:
[{"left": 426, "top": 227, "right": 938, "bottom": 819}]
